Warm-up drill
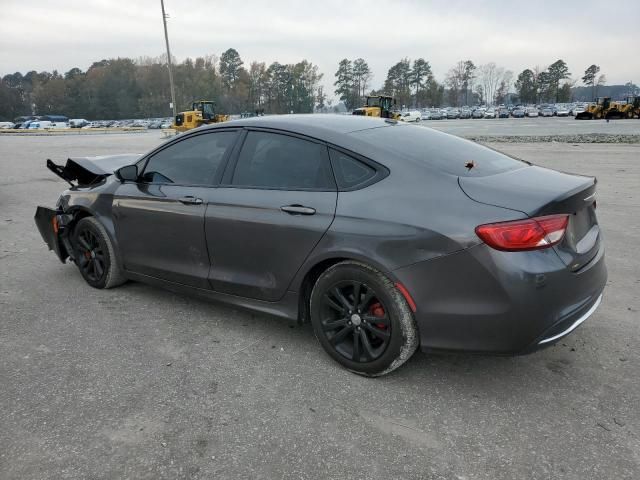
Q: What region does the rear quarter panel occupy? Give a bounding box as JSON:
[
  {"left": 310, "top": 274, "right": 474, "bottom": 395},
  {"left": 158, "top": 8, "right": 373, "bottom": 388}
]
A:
[{"left": 289, "top": 161, "right": 526, "bottom": 291}]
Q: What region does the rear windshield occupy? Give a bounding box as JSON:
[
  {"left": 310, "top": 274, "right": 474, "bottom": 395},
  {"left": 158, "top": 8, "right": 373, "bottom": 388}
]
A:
[{"left": 350, "top": 124, "right": 527, "bottom": 177}]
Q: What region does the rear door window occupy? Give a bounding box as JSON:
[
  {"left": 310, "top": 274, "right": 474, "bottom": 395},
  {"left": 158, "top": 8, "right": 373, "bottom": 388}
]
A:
[
  {"left": 329, "top": 150, "right": 377, "bottom": 189},
  {"left": 231, "top": 131, "right": 335, "bottom": 190}
]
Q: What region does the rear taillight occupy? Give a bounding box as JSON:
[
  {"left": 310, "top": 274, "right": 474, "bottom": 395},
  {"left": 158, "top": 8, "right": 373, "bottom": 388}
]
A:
[{"left": 475, "top": 214, "right": 569, "bottom": 252}]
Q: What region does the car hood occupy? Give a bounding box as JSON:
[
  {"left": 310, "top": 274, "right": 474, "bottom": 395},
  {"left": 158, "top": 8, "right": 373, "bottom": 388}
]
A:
[{"left": 47, "top": 153, "right": 142, "bottom": 187}]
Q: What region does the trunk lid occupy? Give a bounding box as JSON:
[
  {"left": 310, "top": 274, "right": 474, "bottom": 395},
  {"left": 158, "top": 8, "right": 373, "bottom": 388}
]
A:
[{"left": 459, "top": 165, "right": 600, "bottom": 271}]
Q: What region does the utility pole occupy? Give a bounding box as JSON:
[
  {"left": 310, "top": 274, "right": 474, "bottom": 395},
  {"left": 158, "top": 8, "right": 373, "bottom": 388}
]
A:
[{"left": 161, "top": 0, "right": 177, "bottom": 118}]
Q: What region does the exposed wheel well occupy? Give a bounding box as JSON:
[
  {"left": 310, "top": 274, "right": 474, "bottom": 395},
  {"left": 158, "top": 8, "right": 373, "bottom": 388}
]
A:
[
  {"left": 297, "top": 258, "right": 347, "bottom": 324},
  {"left": 70, "top": 208, "right": 92, "bottom": 223}
]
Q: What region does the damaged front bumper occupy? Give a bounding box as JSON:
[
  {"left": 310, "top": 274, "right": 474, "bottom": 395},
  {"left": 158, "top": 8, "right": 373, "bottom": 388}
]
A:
[{"left": 34, "top": 206, "right": 74, "bottom": 263}]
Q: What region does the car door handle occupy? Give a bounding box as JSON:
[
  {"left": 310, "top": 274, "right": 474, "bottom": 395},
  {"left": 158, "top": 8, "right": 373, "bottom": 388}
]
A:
[
  {"left": 179, "top": 196, "right": 203, "bottom": 205},
  {"left": 280, "top": 204, "right": 316, "bottom": 215}
]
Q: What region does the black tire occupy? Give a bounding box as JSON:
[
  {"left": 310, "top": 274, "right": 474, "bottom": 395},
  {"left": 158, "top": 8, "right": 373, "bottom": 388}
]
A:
[
  {"left": 310, "top": 261, "right": 418, "bottom": 376},
  {"left": 72, "top": 217, "right": 126, "bottom": 289}
]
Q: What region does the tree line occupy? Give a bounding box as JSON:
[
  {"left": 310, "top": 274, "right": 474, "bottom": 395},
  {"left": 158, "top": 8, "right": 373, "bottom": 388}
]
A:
[
  {"left": 335, "top": 57, "right": 635, "bottom": 110},
  {"left": 1, "top": 50, "right": 637, "bottom": 121},
  {"left": 0, "top": 48, "right": 323, "bottom": 121}
]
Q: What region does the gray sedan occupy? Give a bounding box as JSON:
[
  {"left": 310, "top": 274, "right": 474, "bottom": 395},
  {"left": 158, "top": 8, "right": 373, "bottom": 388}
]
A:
[{"left": 35, "top": 115, "right": 606, "bottom": 376}]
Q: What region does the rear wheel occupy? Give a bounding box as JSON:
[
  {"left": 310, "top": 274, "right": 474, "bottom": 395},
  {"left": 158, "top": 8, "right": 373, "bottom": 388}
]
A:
[
  {"left": 72, "top": 217, "right": 125, "bottom": 289},
  {"left": 310, "top": 261, "right": 418, "bottom": 376}
]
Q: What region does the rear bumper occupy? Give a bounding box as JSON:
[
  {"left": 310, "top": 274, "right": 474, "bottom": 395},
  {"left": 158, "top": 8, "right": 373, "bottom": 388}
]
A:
[
  {"left": 393, "top": 242, "right": 607, "bottom": 354},
  {"left": 34, "top": 206, "right": 69, "bottom": 262},
  {"left": 536, "top": 294, "right": 602, "bottom": 346}
]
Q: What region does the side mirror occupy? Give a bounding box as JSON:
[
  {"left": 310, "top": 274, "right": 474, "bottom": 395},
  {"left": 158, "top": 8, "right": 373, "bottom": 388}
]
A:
[{"left": 116, "top": 164, "right": 138, "bottom": 182}]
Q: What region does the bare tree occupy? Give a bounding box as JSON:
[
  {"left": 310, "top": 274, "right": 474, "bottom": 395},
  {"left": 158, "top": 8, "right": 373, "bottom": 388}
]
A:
[
  {"left": 595, "top": 74, "right": 607, "bottom": 98},
  {"left": 479, "top": 63, "right": 504, "bottom": 106}
]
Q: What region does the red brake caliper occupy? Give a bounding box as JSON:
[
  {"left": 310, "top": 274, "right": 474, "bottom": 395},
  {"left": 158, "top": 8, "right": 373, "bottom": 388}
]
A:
[{"left": 369, "top": 302, "right": 387, "bottom": 329}]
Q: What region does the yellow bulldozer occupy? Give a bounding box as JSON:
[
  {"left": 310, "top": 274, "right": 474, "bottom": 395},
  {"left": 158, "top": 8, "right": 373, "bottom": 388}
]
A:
[
  {"left": 352, "top": 95, "right": 401, "bottom": 120},
  {"left": 576, "top": 96, "right": 640, "bottom": 120},
  {"left": 172, "top": 100, "right": 229, "bottom": 132},
  {"left": 606, "top": 96, "right": 640, "bottom": 119},
  {"left": 576, "top": 97, "right": 611, "bottom": 119}
]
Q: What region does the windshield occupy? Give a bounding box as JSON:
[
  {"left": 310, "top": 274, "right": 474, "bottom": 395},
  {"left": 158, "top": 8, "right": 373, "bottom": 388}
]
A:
[
  {"left": 366, "top": 97, "right": 381, "bottom": 107},
  {"left": 351, "top": 124, "right": 527, "bottom": 177},
  {"left": 202, "top": 103, "right": 215, "bottom": 116}
]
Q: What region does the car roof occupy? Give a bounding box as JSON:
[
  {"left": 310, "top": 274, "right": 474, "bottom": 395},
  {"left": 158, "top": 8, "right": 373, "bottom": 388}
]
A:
[{"left": 202, "top": 114, "right": 394, "bottom": 140}]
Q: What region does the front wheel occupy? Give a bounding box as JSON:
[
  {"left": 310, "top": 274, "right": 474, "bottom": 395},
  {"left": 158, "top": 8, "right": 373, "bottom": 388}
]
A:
[
  {"left": 72, "top": 217, "right": 126, "bottom": 289},
  {"left": 310, "top": 261, "right": 418, "bottom": 376}
]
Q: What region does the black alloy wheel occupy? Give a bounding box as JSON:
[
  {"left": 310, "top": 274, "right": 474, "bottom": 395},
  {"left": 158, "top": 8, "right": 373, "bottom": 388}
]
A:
[
  {"left": 320, "top": 281, "right": 391, "bottom": 363},
  {"left": 310, "top": 261, "right": 418, "bottom": 376},
  {"left": 71, "top": 217, "right": 125, "bottom": 289},
  {"left": 76, "top": 227, "right": 106, "bottom": 284}
]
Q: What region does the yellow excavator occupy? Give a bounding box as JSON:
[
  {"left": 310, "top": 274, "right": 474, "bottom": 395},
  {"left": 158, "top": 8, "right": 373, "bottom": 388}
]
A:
[
  {"left": 172, "top": 100, "right": 229, "bottom": 132},
  {"left": 352, "top": 95, "right": 401, "bottom": 120}
]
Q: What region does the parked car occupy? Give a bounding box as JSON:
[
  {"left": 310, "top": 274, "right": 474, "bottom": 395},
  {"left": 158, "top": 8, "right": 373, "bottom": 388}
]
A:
[
  {"left": 35, "top": 115, "right": 606, "bottom": 376},
  {"left": 556, "top": 106, "right": 570, "bottom": 117},
  {"left": 526, "top": 107, "right": 539, "bottom": 117},
  {"left": 472, "top": 109, "right": 484, "bottom": 119},
  {"left": 0, "top": 121, "right": 15, "bottom": 129},
  {"left": 70, "top": 119, "right": 89, "bottom": 128},
  {"left": 511, "top": 108, "right": 526, "bottom": 118},
  {"left": 498, "top": 109, "right": 510, "bottom": 118},
  {"left": 399, "top": 110, "right": 422, "bottom": 122},
  {"left": 571, "top": 105, "right": 586, "bottom": 116},
  {"left": 447, "top": 109, "right": 460, "bottom": 119},
  {"left": 429, "top": 109, "right": 443, "bottom": 120},
  {"left": 484, "top": 108, "right": 497, "bottom": 119},
  {"left": 540, "top": 107, "right": 553, "bottom": 117},
  {"left": 28, "top": 121, "right": 53, "bottom": 129},
  {"left": 459, "top": 109, "right": 472, "bottom": 119}
]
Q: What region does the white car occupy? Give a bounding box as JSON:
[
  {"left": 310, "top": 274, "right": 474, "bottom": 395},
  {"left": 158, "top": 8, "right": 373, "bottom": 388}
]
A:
[
  {"left": 571, "top": 105, "right": 585, "bottom": 116},
  {"left": 399, "top": 110, "right": 422, "bottom": 122},
  {"left": 69, "top": 118, "right": 89, "bottom": 128},
  {"left": 526, "top": 107, "right": 539, "bottom": 118},
  {"left": 28, "top": 121, "right": 53, "bottom": 129},
  {"left": 0, "top": 121, "right": 15, "bottom": 129},
  {"left": 483, "top": 108, "right": 497, "bottom": 119}
]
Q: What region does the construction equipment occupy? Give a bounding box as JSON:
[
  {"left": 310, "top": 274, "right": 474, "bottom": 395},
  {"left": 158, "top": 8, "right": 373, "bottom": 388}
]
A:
[
  {"left": 172, "top": 100, "right": 229, "bottom": 132},
  {"left": 576, "top": 96, "right": 640, "bottom": 120},
  {"left": 352, "top": 95, "right": 401, "bottom": 120},
  {"left": 576, "top": 97, "right": 611, "bottom": 120},
  {"left": 606, "top": 96, "right": 640, "bottom": 119}
]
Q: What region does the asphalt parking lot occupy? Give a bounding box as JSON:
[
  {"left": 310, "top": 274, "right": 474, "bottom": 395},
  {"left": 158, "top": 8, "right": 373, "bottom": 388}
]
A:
[
  {"left": 421, "top": 115, "right": 640, "bottom": 136},
  {"left": 1, "top": 130, "right": 639, "bottom": 479}
]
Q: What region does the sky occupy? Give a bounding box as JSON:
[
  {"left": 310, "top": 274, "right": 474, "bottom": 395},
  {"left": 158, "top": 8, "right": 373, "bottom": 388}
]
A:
[{"left": 2, "top": 0, "right": 639, "bottom": 100}]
